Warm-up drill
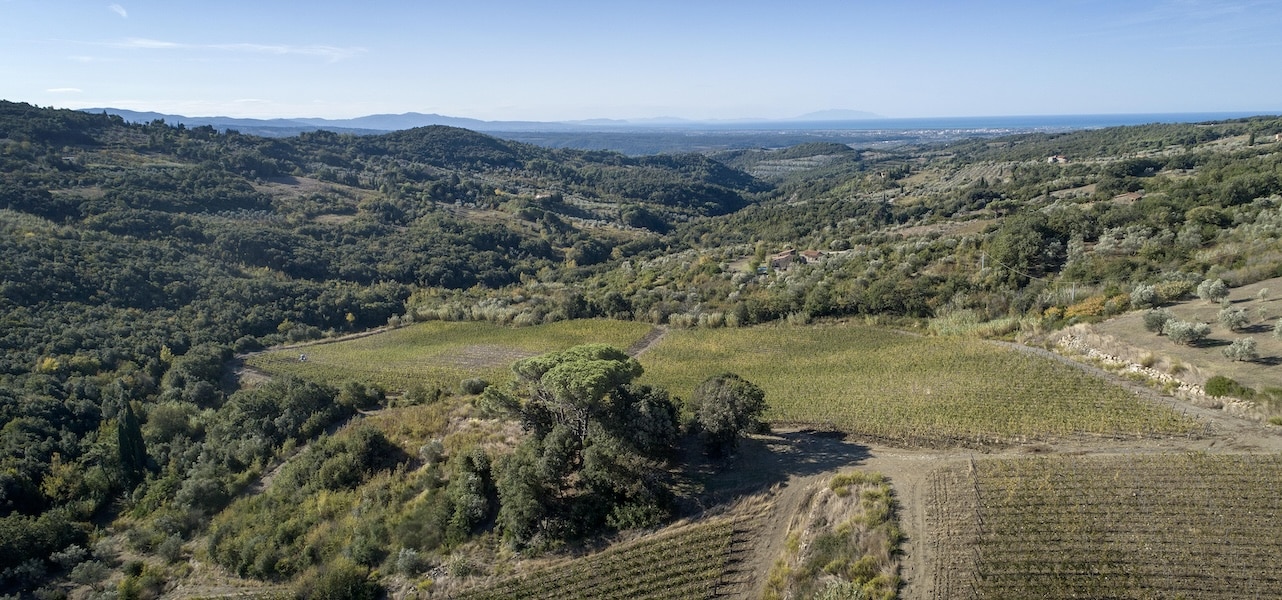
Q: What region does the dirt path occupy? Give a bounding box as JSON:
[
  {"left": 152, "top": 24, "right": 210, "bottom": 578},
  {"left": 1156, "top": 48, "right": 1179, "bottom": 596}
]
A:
[
  {"left": 707, "top": 433, "right": 964, "bottom": 600},
  {"left": 625, "top": 325, "right": 668, "bottom": 357},
  {"left": 862, "top": 449, "right": 962, "bottom": 600}
]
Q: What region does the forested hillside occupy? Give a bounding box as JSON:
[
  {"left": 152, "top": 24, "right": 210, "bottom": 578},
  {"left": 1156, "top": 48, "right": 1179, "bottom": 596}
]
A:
[
  {"left": 3, "top": 100, "right": 1282, "bottom": 597},
  {"left": 0, "top": 101, "right": 765, "bottom": 596}
]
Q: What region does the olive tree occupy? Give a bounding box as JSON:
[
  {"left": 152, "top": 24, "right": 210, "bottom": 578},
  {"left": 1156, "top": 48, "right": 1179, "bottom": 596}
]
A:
[
  {"left": 1197, "top": 278, "right": 1228, "bottom": 303},
  {"left": 1130, "top": 283, "right": 1158, "bottom": 309},
  {"left": 1163, "top": 320, "right": 1210, "bottom": 346},
  {"left": 1223, "top": 338, "right": 1259, "bottom": 362},
  {"left": 1143, "top": 308, "right": 1175, "bottom": 334},
  {"left": 1218, "top": 306, "right": 1250, "bottom": 332}
]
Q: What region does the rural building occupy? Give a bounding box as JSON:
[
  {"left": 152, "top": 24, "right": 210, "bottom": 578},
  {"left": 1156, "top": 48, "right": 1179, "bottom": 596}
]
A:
[
  {"left": 770, "top": 249, "right": 797, "bottom": 270},
  {"left": 767, "top": 248, "right": 825, "bottom": 271}
]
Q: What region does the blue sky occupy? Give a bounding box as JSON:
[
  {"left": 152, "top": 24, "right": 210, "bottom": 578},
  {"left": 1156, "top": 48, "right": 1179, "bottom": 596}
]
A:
[{"left": 2, "top": 0, "right": 1280, "bottom": 120}]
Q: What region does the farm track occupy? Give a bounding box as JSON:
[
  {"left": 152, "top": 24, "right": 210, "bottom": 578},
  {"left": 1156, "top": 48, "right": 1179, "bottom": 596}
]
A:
[{"left": 626, "top": 325, "right": 669, "bottom": 357}]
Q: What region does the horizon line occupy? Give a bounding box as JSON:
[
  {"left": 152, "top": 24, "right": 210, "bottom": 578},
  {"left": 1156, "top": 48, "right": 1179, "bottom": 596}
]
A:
[{"left": 37, "top": 101, "right": 1282, "bottom": 125}]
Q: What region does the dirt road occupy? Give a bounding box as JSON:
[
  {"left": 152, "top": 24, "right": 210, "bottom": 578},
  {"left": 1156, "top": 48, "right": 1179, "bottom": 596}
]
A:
[{"left": 719, "top": 372, "right": 1282, "bottom": 600}]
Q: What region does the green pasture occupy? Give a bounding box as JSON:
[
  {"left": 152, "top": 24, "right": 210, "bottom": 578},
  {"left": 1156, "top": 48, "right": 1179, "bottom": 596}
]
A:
[
  {"left": 245, "top": 319, "right": 654, "bottom": 393},
  {"left": 638, "top": 324, "right": 1200, "bottom": 445}
]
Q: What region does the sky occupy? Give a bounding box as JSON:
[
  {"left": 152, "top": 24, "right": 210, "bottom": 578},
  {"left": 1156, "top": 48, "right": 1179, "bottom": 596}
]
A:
[{"left": 2, "top": 0, "right": 1281, "bottom": 121}]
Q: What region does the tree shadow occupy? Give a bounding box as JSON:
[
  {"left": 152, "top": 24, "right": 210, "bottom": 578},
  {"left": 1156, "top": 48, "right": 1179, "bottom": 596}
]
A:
[
  {"left": 1255, "top": 356, "right": 1282, "bottom": 366},
  {"left": 1241, "top": 323, "right": 1273, "bottom": 334},
  {"left": 674, "top": 429, "right": 871, "bottom": 514},
  {"left": 1193, "top": 338, "right": 1231, "bottom": 348}
]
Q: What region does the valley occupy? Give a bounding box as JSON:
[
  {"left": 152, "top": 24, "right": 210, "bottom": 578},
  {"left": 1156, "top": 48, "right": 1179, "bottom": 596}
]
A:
[{"left": 3, "top": 101, "right": 1282, "bottom": 598}]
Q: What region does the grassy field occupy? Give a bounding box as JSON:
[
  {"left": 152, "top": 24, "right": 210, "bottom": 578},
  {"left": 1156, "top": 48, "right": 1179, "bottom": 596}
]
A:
[
  {"left": 245, "top": 319, "right": 654, "bottom": 393},
  {"left": 639, "top": 323, "right": 1201, "bottom": 446},
  {"left": 927, "top": 453, "right": 1282, "bottom": 599}
]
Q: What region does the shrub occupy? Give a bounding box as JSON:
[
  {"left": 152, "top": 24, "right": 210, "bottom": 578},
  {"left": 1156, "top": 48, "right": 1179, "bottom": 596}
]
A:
[
  {"left": 459, "top": 378, "right": 489, "bottom": 395},
  {"left": 1143, "top": 308, "right": 1175, "bottom": 334},
  {"left": 338, "top": 381, "right": 383, "bottom": 410},
  {"left": 1103, "top": 294, "right": 1131, "bottom": 316},
  {"left": 68, "top": 561, "right": 109, "bottom": 586},
  {"left": 49, "top": 544, "right": 88, "bottom": 571},
  {"left": 1223, "top": 338, "right": 1259, "bottom": 362},
  {"left": 1205, "top": 375, "right": 1255, "bottom": 399},
  {"left": 1197, "top": 278, "right": 1228, "bottom": 303},
  {"left": 296, "top": 557, "right": 380, "bottom": 600},
  {"left": 1154, "top": 280, "right": 1195, "bottom": 303},
  {"left": 404, "top": 384, "right": 443, "bottom": 406},
  {"left": 395, "top": 547, "right": 427, "bottom": 575},
  {"left": 1274, "top": 320, "right": 1282, "bottom": 339},
  {"left": 1065, "top": 295, "right": 1107, "bottom": 319}
]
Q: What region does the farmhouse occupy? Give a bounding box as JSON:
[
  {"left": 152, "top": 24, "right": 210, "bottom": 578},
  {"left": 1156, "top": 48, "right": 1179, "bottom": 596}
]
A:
[
  {"left": 767, "top": 248, "right": 826, "bottom": 271},
  {"left": 769, "top": 249, "right": 797, "bottom": 270}
]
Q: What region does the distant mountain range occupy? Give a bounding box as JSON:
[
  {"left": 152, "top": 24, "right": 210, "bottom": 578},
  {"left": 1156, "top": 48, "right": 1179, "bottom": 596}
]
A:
[{"left": 78, "top": 108, "right": 884, "bottom": 137}]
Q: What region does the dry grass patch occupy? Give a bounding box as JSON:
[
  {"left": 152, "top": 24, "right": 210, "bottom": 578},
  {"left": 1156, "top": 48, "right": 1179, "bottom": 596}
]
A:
[
  {"left": 763, "top": 471, "right": 900, "bottom": 600},
  {"left": 1090, "top": 274, "right": 1282, "bottom": 402}
]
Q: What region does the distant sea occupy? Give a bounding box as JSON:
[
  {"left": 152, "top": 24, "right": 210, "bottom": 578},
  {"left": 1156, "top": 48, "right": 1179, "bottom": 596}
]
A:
[
  {"left": 667, "top": 112, "right": 1275, "bottom": 132},
  {"left": 492, "top": 111, "right": 1280, "bottom": 154}
]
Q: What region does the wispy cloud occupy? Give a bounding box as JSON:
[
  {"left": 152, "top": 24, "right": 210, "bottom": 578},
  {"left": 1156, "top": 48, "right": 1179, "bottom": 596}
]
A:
[
  {"left": 108, "top": 3, "right": 127, "bottom": 18},
  {"left": 110, "top": 37, "right": 364, "bottom": 62},
  {"left": 46, "top": 87, "right": 83, "bottom": 93},
  {"left": 117, "top": 37, "right": 180, "bottom": 49},
  {"left": 213, "top": 43, "right": 364, "bottom": 61}
]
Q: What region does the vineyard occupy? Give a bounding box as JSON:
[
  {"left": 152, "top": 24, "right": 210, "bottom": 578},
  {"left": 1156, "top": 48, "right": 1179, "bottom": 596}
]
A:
[
  {"left": 244, "top": 319, "right": 653, "bottom": 393},
  {"left": 925, "top": 453, "right": 1282, "bottom": 599},
  {"left": 449, "top": 512, "right": 758, "bottom": 600},
  {"left": 639, "top": 324, "right": 1203, "bottom": 446}
]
